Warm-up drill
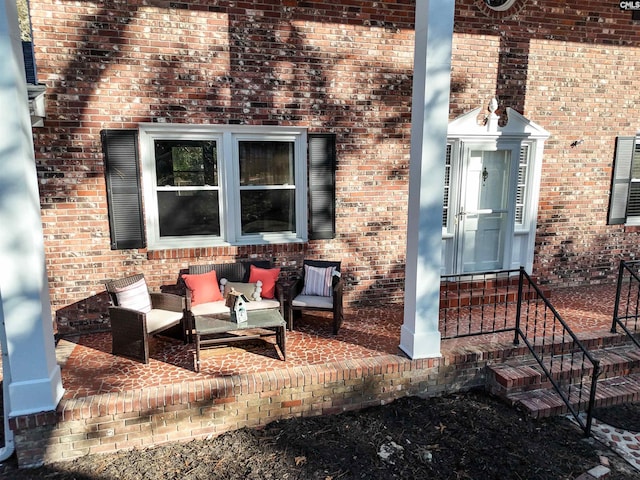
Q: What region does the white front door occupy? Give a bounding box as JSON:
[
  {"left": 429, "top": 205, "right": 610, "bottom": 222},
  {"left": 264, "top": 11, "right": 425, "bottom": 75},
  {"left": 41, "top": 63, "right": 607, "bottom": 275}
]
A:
[{"left": 457, "top": 149, "right": 512, "bottom": 272}]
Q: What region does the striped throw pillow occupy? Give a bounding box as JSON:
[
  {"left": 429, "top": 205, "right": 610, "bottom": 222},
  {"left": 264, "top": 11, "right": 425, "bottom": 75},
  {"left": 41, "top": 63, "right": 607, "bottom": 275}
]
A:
[{"left": 301, "top": 265, "right": 336, "bottom": 297}]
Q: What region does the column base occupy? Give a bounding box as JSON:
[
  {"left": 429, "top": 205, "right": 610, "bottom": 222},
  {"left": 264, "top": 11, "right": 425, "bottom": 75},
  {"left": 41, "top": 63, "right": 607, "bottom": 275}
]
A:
[
  {"left": 399, "top": 324, "right": 442, "bottom": 359},
  {"left": 8, "top": 365, "right": 64, "bottom": 416}
]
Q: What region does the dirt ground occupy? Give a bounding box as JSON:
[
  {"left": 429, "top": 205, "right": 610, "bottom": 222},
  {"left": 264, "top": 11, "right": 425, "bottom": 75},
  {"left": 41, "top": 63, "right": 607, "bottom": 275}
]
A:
[{"left": 0, "top": 390, "right": 638, "bottom": 480}]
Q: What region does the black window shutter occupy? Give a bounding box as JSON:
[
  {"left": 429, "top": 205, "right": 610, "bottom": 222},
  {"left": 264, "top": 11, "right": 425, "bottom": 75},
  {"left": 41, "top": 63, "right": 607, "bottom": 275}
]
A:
[
  {"left": 102, "top": 129, "right": 146, "bottom": 249},
  {"left": 308, "top": 134, "right": 336, "bottom": 240},
  {"left": 608, "top": 136, "right": 635, "bottom": 225},
  {"left": 22, "top": 42, "right": 37, "bottom": 84}
]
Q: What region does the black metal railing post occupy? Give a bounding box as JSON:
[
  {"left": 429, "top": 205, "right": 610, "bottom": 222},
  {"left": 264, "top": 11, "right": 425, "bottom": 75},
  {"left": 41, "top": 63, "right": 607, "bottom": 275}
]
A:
[
  {"left": 514, "top": 266, "right": 524, "bottom": 345},
  {"left": 585, "top": 360, "right": 601, "bottom": 437},
  {"left": 611, "top": 260, "right": 625, "bottom": 334},
  {"left": 611, "top": 259, "right": 640, "bottom": 349}
]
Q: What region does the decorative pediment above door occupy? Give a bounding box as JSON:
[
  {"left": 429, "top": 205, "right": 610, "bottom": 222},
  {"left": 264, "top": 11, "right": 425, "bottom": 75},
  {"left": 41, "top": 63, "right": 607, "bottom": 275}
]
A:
[{"left": 448, "top": 101, "right": 550, "bottom": 141}]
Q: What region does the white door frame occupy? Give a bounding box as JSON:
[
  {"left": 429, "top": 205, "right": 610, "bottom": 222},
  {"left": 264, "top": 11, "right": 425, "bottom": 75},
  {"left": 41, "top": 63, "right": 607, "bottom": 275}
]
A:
[{"left": 442, "top": 103, "right": 550, "bottom": 275}]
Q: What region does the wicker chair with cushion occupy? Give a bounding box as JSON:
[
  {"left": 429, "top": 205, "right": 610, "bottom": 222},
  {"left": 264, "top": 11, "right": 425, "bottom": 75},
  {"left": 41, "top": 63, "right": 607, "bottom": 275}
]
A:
[
  {"left": 287, "top": 260, "right": 344, "bottom": 334},
  {"left": 104, "top": 274, "right": 186, "bottom": 363}
]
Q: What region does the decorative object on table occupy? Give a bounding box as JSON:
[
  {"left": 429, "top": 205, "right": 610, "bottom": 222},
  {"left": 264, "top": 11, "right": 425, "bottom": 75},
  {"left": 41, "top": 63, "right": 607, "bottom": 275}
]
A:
[{"left": 225, "top": 288, "right": 248, "bottom": 323}]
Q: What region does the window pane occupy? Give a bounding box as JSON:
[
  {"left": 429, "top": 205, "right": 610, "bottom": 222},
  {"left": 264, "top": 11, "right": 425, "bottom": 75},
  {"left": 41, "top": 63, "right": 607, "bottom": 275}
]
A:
[
  {"left": 157, "top": 191, "right": 220, "bottom": 237},
  {"left": 155, "top": 140, "right": 217, "bottom": 187},
  {"left": 239, "top": 141, "right": 294, "bottom": 186},
  {"left": 240, "top": 190, "right": 295, "bottom": 234},
  {"left": 628, "top": 183, "right": 640, "bottom": 217},
  {"left": 632, "top": 144, "right": 640, "bottom": 179}
]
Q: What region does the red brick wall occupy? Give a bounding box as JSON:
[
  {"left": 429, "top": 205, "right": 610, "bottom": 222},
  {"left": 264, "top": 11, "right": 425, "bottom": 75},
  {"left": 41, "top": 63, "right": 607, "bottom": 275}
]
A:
[{"left": 28, "top": 0, "right": 640, "bottom": 332}]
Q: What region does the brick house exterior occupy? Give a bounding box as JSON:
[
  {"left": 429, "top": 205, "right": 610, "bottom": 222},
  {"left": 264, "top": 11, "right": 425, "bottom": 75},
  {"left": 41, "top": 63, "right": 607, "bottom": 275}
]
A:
[
  {"left": 4, "top": 0, "right": 640, "bottom": 467},
  {"left": 26, "top": 0, "right": 640, "bottom": 335}
]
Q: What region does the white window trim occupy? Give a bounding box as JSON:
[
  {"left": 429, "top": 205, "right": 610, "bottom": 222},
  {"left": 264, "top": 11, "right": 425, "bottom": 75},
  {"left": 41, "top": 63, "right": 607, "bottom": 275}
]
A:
[
  {"left": 139, "top": 124, "right": 308, "bottom": 250},
  {"left": 627, "top": 138, "right": 640, "bottom": 226}
]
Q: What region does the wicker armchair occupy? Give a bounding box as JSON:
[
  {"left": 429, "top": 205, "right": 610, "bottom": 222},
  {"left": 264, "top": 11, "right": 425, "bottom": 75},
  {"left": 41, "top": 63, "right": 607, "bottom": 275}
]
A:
[
  {"left": 104, "top": 274, "right": 186, "bottom": 363},
  {"left": 286, "top": 260, "right": 344, "bottom": 334}
]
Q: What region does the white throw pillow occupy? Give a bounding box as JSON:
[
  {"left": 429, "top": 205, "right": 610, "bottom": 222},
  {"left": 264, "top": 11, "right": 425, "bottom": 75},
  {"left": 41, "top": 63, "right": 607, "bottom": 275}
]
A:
[{"left": 114, "top": 278, "right": 152, "bottom": 313}]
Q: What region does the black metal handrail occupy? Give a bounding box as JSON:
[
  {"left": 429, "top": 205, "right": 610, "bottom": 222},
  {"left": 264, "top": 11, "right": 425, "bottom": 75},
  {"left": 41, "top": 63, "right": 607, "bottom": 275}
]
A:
[
  {"left": 611, "top": 259, "right": 640, "bottom": 349},
  {"left": 440, "top": 267, "right": 601, "bottom": 436}
]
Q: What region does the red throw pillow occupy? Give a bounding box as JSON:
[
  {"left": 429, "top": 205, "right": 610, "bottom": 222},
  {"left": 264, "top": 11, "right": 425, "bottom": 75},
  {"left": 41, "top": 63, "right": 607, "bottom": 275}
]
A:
[
  {"left": 182, "top": 271, "right": 223, "bottom": 306},
  {"left": 248, "top": 265, "right": 281, "bottom": 299}
]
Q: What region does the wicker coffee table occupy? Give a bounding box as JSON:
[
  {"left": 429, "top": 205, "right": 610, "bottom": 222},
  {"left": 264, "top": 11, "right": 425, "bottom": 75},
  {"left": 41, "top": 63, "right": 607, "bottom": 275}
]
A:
[{"left": 193, "top": 309, "right": 286, "bottom": 372}]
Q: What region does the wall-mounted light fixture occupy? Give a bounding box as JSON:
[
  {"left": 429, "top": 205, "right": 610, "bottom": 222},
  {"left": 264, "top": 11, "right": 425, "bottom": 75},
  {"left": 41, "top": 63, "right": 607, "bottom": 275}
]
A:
[{"left": 570, "top": 139, "right": 584, "bottom": 148}]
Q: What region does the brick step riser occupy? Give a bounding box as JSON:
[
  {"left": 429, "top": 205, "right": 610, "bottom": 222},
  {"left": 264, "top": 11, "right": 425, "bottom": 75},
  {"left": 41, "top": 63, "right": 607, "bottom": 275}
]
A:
[
  {"left": 505, "top": 374, "right": 640, "bottom": 419},
  {"left": 488, "top": 356, "right": 640, "bottom": 397},
  {"left": 487, "top": 338, "right": 640, "bottom": 419},
  {"left": 441, "top": 277, "right": 523, "bottom": 292},
  {"left": 441, "top": 276, "right": 549, "bottom": 293},
  {"left": 440, "top": 289, "right": 545, "bottom": 309}
]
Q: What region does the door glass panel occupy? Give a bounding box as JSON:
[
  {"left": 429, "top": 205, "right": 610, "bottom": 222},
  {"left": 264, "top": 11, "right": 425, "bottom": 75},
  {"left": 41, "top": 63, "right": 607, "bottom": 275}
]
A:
[{"left": 460, "top": 150, "right": 510, "bottom": 272}]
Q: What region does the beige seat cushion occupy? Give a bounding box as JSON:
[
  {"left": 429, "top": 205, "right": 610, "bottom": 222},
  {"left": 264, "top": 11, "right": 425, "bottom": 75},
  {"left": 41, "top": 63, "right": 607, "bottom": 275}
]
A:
[
  {"left": 145, "top": 309, "right": 183, "bottom": 334},
  {"left": 292, "top": 295, "right": 333, "bottom": 309}
]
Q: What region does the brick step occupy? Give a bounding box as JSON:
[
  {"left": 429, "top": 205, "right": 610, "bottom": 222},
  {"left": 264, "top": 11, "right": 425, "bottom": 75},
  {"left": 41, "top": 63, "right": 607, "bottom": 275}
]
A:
[
  {"left": 440, "top": 280, "right": 551, "bottom": 309},
  {"left": 487, "top": 342, "right": 640, "bottom": 397},
  {"left": 505, "top": 372, "right": 640, "bottom": 419}
]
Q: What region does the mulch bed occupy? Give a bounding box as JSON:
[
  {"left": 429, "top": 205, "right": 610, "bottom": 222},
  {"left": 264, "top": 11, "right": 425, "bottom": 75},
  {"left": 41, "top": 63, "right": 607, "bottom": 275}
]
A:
[
  {"left": 593, "top": 401, "right": 640, "bottom": 433},
  {"left": 0, "top": 389, "right": 639, "bottom": 479}
]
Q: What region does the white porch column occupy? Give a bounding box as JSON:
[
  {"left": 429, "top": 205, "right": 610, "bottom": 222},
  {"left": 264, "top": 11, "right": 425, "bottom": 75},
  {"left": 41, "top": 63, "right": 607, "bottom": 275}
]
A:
[
  {"left": 0, "top": 0, "right": 64, "bottom": 415},
  {"left": 400, "top": 0, "right": 455, "bottom": 359}
]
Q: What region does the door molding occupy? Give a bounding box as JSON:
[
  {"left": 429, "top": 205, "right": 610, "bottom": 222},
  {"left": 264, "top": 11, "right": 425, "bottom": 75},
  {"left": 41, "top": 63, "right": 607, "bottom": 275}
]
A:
[{"left": 442, "top": 100, "right": 550, "bottom": 275}]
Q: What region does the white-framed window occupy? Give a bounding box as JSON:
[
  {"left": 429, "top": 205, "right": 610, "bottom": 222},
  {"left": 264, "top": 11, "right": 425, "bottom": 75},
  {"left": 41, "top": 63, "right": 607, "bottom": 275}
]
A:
[
  {"left": 609, "top": 136, "right": 640, "bottom": 226},
  {"left": 138, "top": 124, "right": 308, "bottom": 249}
]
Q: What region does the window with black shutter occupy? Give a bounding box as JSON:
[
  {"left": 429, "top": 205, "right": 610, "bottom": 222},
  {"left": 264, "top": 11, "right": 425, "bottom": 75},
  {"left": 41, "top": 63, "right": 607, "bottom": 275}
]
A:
[
  {"left": 102, "top": 126, "right": 336, "bottom": 249},
  {"left": 608, "top": 136, "right": 640, "bottom": 226}
]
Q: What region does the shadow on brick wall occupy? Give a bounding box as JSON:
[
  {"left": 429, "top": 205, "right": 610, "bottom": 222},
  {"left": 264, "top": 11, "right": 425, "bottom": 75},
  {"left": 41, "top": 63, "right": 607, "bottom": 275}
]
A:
[{"left": 55, "top": 291, "right": 111, "bottom": 337}]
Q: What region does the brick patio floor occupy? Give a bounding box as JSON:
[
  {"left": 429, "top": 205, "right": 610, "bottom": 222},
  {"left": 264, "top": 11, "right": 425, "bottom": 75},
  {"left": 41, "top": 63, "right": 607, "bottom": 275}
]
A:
[{"left": 56, "top": 283, "right": 622, "bottom": 400}]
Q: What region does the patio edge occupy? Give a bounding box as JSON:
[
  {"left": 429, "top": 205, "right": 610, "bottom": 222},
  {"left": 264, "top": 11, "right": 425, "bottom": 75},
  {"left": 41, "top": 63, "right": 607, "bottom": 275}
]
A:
[{"left": 7, "top": 350, "right": 490, "bottom": 467}]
